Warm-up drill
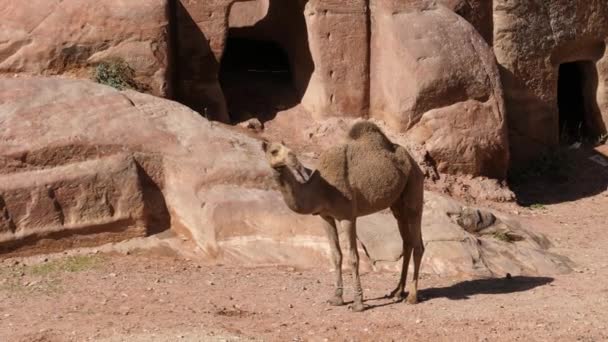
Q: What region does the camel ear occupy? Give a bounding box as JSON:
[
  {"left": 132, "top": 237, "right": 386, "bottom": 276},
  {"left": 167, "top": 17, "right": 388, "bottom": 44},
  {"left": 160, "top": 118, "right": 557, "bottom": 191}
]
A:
[
  {"left": 280, "top": 140, "right": 286, "bottom": 146},
  {"left": 261, "top": 140, "right": 268, "bottom": 152}
]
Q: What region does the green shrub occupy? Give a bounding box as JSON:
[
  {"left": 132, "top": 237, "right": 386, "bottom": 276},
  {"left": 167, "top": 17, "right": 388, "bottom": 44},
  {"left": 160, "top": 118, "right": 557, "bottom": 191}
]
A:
[
  {"left": 30, "top": 255, "right": 103, "bottom": 276},
  {"left": 492, "top": 230, "right": 524, "bottom": 243},
  {"left": 93, "top": 59, "right": 137, "bottom": 90},
  {"left": 529, "top": 203, "right": 546, "bottom": 210}
]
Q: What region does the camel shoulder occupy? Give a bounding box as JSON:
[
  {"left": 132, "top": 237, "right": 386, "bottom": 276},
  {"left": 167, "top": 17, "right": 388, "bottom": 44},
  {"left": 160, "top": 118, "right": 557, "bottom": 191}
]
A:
[
  {"left": 317, "top": 145, "right": 347, "bottom": 176},
  {"left": 347, "top": 121, "right": 394, "bottom": 151},
  {"left": 392, "top": 144, "right": 414, "bottom": 175}
]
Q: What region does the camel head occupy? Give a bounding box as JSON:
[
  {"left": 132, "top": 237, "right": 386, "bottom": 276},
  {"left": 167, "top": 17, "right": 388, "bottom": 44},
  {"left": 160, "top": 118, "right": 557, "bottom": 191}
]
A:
[{"left": 261, "top": 140, "right": 311, "bottom": 183}]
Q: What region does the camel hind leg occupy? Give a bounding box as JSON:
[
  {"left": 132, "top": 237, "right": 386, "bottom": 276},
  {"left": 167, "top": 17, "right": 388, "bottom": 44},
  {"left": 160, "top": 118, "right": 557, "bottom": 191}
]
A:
[
  {"left": 389, "top": 166, "right": 424, "bottom": 303},
  {"left": 406, "top": 207, "right": 424, "bottom": 304},
  {"left": 342, "top": 218, "right": 365, "bottom": 312},
  {"left": 388, "top": 201, "right": 413, "bottom": 301}
]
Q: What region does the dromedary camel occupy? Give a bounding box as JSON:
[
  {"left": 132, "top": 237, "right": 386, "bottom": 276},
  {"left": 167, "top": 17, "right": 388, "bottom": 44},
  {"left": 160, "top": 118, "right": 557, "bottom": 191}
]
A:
[{"left": 262, "top": 121, "right": 424, "bottom": 312}]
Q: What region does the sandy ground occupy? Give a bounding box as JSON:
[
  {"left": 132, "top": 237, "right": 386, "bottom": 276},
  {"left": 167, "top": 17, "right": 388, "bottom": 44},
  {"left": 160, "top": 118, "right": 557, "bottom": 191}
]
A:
[{"left": 1, "top": 147, "right": 608, "bottom": 342}]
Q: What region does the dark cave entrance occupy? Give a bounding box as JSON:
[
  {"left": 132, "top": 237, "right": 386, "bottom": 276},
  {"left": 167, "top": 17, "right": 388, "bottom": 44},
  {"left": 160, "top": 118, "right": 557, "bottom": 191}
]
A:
[
  {"left": 219, "top": 37, "right": 295, "bottom": 123},
  {"left": 220, "top": 0, "right": 313, "bottom": 124},
  {"left": 557, "top": 61, "right": 603, "bottom": 144}
]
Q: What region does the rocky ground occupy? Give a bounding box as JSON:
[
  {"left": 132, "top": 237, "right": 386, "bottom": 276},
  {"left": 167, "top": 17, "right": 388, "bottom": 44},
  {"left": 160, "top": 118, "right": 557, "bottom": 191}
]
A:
[{"left": 1, "top": 146, "right": 607, "bottom": 342}]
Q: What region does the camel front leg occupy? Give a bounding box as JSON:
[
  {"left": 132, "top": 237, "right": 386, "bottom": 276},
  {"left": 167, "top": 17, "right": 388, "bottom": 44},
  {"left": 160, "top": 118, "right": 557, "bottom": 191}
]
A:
[
  {"left": 342, "top": 219, "right": 365, "bottom": 312},
  {"left": 407, "top": 243, "right": 424, "bottom": 304},
  {"left": 321, "top": 215, "right": 344, "bottom": 306},
  {"left": 407, "top": 209, "right": 424, "bottom": 305}
]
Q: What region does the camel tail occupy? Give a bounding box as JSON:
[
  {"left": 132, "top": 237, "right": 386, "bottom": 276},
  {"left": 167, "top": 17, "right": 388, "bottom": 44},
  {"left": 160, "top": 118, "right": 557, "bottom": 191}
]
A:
[{"left": 347, "top": 121, "right": 393, "bottom": 146}]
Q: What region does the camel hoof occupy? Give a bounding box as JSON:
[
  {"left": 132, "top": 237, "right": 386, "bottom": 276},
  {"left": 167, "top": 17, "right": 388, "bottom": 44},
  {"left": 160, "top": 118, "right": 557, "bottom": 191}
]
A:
[
  {"left": 406, "top": 294, "right": 419, "bottom": 305},
  {"left": 349, "top": 302, "right": 366, "bottom": 312},
  {"left": 386, "top": 288, "right": 405, "bottom": 301},
  {"left": 393, "top": 291, "right": 406, "bottom": 301},
  {"left": 327, "top": 296, "right": 345, "bottom": 306}
]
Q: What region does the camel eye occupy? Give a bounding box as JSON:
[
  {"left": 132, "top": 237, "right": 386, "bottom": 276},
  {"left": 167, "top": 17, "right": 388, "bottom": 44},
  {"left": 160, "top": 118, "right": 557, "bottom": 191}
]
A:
[{"left": 271, "top": 149, "right": 279, "bottom": 156}]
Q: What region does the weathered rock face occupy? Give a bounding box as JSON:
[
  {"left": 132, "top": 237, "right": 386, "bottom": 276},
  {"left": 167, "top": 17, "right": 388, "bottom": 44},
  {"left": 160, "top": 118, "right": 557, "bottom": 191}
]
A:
[
  {"left": 0, "top": 77, "right": 270, "bottom": 257},
  {"left": 0, "top": 153, "right": 147, "bottom": 257},
  {"left": 494, "top": 0, "right": 608, "bottom": 165},
  {"left": 362, "top": 192, "right": 572, "bottom": 277},
  {"left": 9, "top": 0, "right": 608, "bottom": 176},
  {"left": 173, "top": 0, "right": 231, "bottom": 122},
  {"left": 370, "top": 3, "right": 508, "bottom": 178},
  {"left": 197, "top": 183, "right": 572, "bottom": 277},
  {"left": 0, "top": 0, "right": 171, "bottom": 97},
  {"left": 176, "top": 0, "right": 369, "bottom": 122},
  {"left": 0, "top": 77, "right": 569, "bottom": 277},
  {"left": 0, "top": 0, "right": 513, "bottom": 179},
  {"left": 440, "top": 0, "right": 493, "bottom": 44},
  {"left": 300, "top": 0, "right": 369, "bottom": 119}
]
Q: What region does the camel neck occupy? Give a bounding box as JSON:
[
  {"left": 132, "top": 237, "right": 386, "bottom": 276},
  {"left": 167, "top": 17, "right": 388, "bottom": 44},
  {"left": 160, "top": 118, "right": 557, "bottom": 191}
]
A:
[{"left": 275, "top": 165, "right": 318, "bottom": 215}]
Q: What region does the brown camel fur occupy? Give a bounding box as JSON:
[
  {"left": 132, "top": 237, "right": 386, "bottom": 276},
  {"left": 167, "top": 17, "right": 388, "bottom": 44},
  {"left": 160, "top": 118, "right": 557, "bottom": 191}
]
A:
[{"left": 262, "top": 121, "right": 425, "bottom": 312}]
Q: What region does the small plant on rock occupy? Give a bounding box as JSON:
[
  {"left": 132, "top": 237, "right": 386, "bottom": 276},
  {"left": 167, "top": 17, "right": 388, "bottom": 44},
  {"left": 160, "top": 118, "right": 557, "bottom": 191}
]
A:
[
  {"left": 492, "top": 230, "right": 524, "bottom": 243},
  {"left": 529, "top": 203, "right": 546, "bottom": 210},
  {"left": 597, "top": 133, "right": 608, "bottom": 145},
  {"left": 92, "top": 58, "right": 138, "bottom": 91}
]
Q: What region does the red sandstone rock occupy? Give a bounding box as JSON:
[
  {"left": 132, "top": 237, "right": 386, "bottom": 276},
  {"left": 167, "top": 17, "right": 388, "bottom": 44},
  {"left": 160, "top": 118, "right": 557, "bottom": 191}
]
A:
[
  {"left": 0, "top": 77, "right": 271, "bottom": 257},
  {"left": 0, "top": 0, "right": 512, "bottom": 178},
  {"left": 440, "top": 0, "right": 493, "bottom": 44},
  {"left": 494, "top": 0, "right": 608, "bottom": 165},
  {"left": 0, "top": 0, "right": 170, "bottom": 97},
  {"left": 370, "top": 3, "right": 508, "bottom": 178},
  {"left": 0, "top": 153, "right": 146, "bottom": 257},
  {"left": 0, "top": 77, "right": 568, "bottom": 276},
  {"left": 300, "top": 0, "right": 369, "bottom": 118}
]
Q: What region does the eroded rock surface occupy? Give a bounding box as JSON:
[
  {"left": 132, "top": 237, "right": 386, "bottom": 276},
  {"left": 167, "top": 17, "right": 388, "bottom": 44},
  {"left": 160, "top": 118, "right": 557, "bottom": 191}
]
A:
[
  {"left": 0, "top": 77, "right": 570, "bottom": 277},
  {"left": 494, "top": 0, "right": 608, "bottom": 164},
  {"left": 370, "top": 3, "right": 508, "bottom": 178},
  {"left": 360, "top": 192, "right": 572, "bottom": 277},
  {"left": 0, "top": 0, "right": 170, "bottom": 96},
  {"left": 0, "top": 154, "right": 147, "bottom": 256}
]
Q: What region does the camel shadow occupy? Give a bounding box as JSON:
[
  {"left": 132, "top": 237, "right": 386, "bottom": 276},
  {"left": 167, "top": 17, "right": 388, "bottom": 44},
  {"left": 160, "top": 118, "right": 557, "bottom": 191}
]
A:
[
  {"left": 362, "top": 276, "right": 554, "bottom": 310},
  {"left": 419, "top": 276, "right": 554, "bottom": 301}
]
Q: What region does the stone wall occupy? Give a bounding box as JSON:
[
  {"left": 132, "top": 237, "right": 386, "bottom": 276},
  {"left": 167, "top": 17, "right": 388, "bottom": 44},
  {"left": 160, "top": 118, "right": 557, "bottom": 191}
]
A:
[{"left": 494, "top": 0, "right": 608, "bottom": 164}]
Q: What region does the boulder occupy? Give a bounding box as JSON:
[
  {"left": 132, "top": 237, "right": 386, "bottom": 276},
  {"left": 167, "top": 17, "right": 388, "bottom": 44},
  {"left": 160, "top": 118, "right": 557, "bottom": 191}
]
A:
[
  {"left": 370, "top": 2, "right": 509, "bottom": 178},
  {"left": 0, "top": 77, "right": 570, "bottom": 277},
  {"left": 0, "top": 153, "right": 146, "bottom": 257},
  {"left": 0, "top": 76, "right": 277, "bottom": 258},
  {"left": 0, "top": 0, "right": 170, "bottom": 97},
  {"left": 360, "top": 192, "right": 572, "bottom": 277},
  {"left": 439, "top": 0, "right": 493, "bottom": 44}
]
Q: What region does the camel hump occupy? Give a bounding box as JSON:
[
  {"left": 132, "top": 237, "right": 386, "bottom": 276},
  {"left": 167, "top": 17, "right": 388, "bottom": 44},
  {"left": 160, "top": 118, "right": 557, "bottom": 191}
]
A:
[{"left": 347, "top": 121, "right": 394, "bottom": 150}]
